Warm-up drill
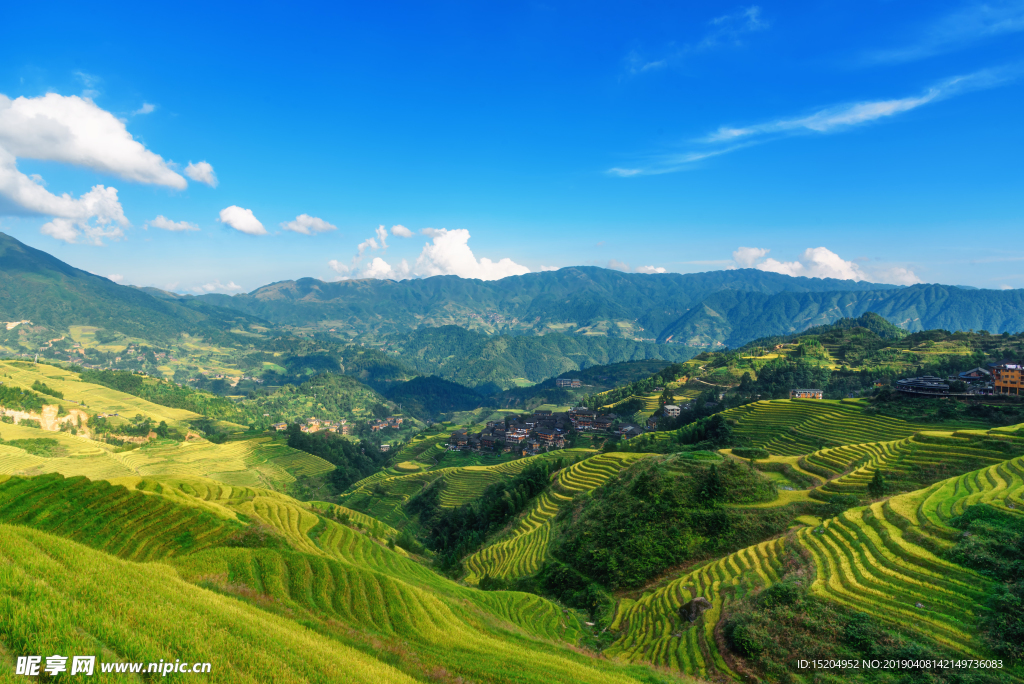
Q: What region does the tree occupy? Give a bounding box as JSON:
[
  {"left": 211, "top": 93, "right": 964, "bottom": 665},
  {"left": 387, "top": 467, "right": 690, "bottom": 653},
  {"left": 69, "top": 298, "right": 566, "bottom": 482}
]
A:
[
  {"left": 868, "top": 469, "right": 886, "bottom": 498},
  {"left": 660, "top": 387, "right": 675, "bottom": 407}
]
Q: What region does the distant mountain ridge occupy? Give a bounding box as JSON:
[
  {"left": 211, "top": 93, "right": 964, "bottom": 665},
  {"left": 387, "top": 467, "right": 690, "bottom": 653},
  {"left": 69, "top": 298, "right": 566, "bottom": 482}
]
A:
[
  {"left": 2, "top": 231, "right": 1023, "bottom": 354},
  {"left": 0, "top": 232, "right": 259, "bottom": 340},
  {"left": 194, "top": 267, "right": 897, "bottom": 340}
]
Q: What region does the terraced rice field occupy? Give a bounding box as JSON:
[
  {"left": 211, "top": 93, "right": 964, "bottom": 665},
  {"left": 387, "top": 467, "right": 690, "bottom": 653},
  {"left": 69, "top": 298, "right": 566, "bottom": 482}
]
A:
[
  {"left": 601, "top": 447, "right": 1024, "bottom": 679},
  {"left": 0, "top": 473, "right": 240, "bottom": 560},
  {"left": 341, "top": 450, "right": 593, "bottom": 530},
  {"left": 389, "top": 431, "right": 451, "bottom": 465},
  {"left": 725, "top": 399, "right": 975, "bottom": 456},
  {"left": 0, "top": 360, "right": 206, "bottom": 429},
  {"left": 464, "top": 452, "right": 649, "bottom": 583},
  {"left": 0, "top": 462, "right": 677, "bottom": 683},
  {"left": 0, "top": 420, "right": 316, "bottom": 491},
  {"left": 811, "top": 429, "right": 1024, "bottom": 495}
]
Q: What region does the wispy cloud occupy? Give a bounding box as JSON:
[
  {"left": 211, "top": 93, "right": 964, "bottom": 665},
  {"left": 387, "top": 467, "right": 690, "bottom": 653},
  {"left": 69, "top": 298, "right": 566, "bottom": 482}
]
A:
[
  {"left": 865, "top": 1, "right": 1024, "bottom": 64},
  {"left": 611, "top": 68, "right": 1016, "bottom": 176},
  {"left": 627, "top": 5, "right": 768, "bottom": 74},
  {"left": 704, "top": 70, "right": 1006, "bottom": 143}
]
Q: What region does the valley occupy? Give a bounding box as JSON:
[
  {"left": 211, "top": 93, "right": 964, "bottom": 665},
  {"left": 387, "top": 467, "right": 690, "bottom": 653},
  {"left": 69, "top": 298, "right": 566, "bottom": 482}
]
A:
[{"left": 0, "top": 235, "right": 1023, "bottom": 682}]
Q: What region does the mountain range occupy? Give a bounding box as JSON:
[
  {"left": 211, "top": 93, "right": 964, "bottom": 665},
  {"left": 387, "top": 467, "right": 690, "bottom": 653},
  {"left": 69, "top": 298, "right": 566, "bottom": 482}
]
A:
[{"left": 2, "top": 231, "right": 1023, "bottom": 356}]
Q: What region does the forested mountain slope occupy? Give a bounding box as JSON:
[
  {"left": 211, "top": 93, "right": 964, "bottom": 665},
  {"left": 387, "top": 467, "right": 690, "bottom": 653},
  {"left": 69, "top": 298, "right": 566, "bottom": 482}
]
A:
[{"left": 0, "top": 232, "right": 259, "bottom": 340}]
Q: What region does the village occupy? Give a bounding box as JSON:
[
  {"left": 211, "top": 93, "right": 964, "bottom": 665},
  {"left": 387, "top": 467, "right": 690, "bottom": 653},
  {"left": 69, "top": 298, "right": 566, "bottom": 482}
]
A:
[{"left": 445, "top": 405, "right": 662, "bottom": 457}]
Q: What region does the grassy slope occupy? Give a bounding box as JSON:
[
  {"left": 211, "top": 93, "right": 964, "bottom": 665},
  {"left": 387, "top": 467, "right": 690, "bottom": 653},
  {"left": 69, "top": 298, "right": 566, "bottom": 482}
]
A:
[
  {"left": 0, "top": 469, "right": 695, "bottom": 684},
  {"left": 0, "top": 360, "right": 206, "bottom": 429}
]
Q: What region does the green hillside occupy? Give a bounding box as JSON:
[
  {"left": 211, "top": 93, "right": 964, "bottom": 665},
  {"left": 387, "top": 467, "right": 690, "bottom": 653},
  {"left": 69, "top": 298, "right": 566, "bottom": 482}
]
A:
[
  {"left": 0, "top": 231, "right": 258, "bottom": 341},
  {"left": 0, "top": 469, "right": 691, "bottom": 684},
  {"left": 604, "top": 442, "right": 1024, "bottom": 681}
]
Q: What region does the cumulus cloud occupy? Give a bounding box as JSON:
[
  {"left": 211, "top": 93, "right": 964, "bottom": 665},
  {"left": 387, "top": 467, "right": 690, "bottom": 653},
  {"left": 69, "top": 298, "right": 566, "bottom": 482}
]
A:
[
  {"left": 362, "top": 257, "right": 411, "bottom": 280},
  {"left": 107, "top": 274, "right": 124, "bottom": 283},
  {"left": 192, "top": 280, "right": 243, "bottom": 293},
  {"left": 539, "top": 265, "right": 560, "bottom": 271},
  {"left": 757, "top": 247, "right": 865, "bottom": 280},
  {"left": 184, "top": 161, "right": 218, "bottom": 188},
  {"left": 281, "top": 214, "right": 337, "bottom": 234},
  {"left": 0, "top": 92, "right": 195, "bottom": 243},
  {"left": 356, "top": 237, "right": 379, "bottom": 256},
  {"left": 0, "top": 93, "right": 185, "bottom": 187},
  {"left": 636, "top": 265, "right": 668, "bottom": 274},
  {"left": 218, "top": 206, "right": 266, "bottom": 235},
  {"left": 871, "top": 266, "right": 924, "bottom": 286},
  {"left": 327, "top": 259, "right": 350, "bottom": 276},
  {"left": 608, "top": 259, "right": 630, "bottom": 271},
  {"left": 146, "top": 215, "right": 199, "bottom": 232},
  {"left": 737, "top": 246, "right": 922, "bottom": 285},
  {"left": 415, "top": 228, "right": 530, "bottom": 280},
  {"left": 732, "top": 246, "right": 770, "bottom": 267},
  {"left": 134, "top": 103, "right": 156, "bottom": 115},
  {"left": 12, "top": 172, "right": 128, "bottom": 244},
  {"left": 329, "top": 226, "right": 529, "bottom": 281}
]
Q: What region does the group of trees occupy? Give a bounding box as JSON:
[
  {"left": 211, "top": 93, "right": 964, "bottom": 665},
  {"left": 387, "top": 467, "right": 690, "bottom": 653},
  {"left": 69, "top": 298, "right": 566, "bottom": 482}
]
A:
[
  {"left": 0, "top": 384, "right": 46, "bottom": 413},
  {"left": 581, "top": 362, "right": 688, "bottom": 411},
  {"left": 81, "top": 369, "right": 246, "bottom": 423},
  {"left": 541, "top": 457, "right": 785, "bottom": 611},
  {"left": 406, "top": 459, "right": 568, "bottom": 573},
  {"left": 286, "top": 424, "right": 387, "bottom": 492}
]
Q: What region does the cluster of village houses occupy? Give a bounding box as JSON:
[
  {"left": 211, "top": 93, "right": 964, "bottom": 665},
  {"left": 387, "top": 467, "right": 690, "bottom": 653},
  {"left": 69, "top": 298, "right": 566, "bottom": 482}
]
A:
[
  {"left": 447, "top": 405, "right": 671, "bottom": 456},
  {"left": 273, "top": 415, "right": 405, "bottom": 436},
  {"left": 274, "top": 417, "right": 351, "bottom": 435}
]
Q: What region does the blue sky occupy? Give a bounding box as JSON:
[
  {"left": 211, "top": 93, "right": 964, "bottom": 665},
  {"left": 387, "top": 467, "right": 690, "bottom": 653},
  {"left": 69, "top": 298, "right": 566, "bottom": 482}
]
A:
[{"left": 1, "top": 1, "right": 1022, "bottom": 292}]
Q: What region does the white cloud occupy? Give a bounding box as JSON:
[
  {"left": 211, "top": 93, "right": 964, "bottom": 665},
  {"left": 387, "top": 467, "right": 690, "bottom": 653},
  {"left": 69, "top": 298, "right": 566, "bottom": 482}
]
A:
[
  {"left": 218, "top": 205, "right": 266, "bottom": 235},
  {"left": 375, "top": 224, "right": 388, "bottom": 250},
  {"left": 327, "top": 259, "right": 350, "bottom": 275},
  {"left": 391, "top": 224, "right": 414, "bottom": 238},
  {"left": 0, "top": 93, "right": 185, "bottom": 187},
  {"left": 614, "top": 68, "right": 1014, "bottom": 176},
  {"left": 184, "top": 161, "right": 218, "bottom": 188},
  {"left": 192, "top": 280, "right": 243, "bottom": 293},
  {"left": 107, "top": 274, "right": 124, "bottom": 283},
  {"left": 732, "top": 246, "right": 770, "bottom": 267},
  {"left": 608, "top": 259, "right": 630, "bottom": 271},
  {"left": 0, "top": 92, "right": 195, "bottom": 243},
  {"left": 866, "top": 2, "right": 1024, "bottom": 64},
  {"left": 356, "top": 237, "right": 379, "bottom": 256},
  {"left": 636, "top": 265, "right": 668, "bottom": 274},
  {"left": 627, "top": 5, "right": 767, "bottom": 75},
  {"left": 539, "top": 265, "right": 560, "bottom": 271},
  {"left": 706, "top": 70, "right": 1009, "bottom": 144},
  {"left": 871, "top": 266, "right": 924, "bottom": 286},
  {"left": 702, "top": 6, "right": 768, "bottom": 48},
  {"left": 742, "top": 246, "right": 923, "bottom": 285},
  {"left": 134, "top": 103, "right": 156, "bottom": 115},
  {"left": 28, "top": 183, "right": 128, "bottom": 245},
  {"left": 281, "top": 214, "right": 337, "bottom": 235},
  {"left": 414, "top": 228, "right": 530, "bottom": 280},
  {"left": 146, "top": 215, "right": 199, "bottom": 232},
  {"left": 362, "top": 257, "right": 411, "bottom": 280}
]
